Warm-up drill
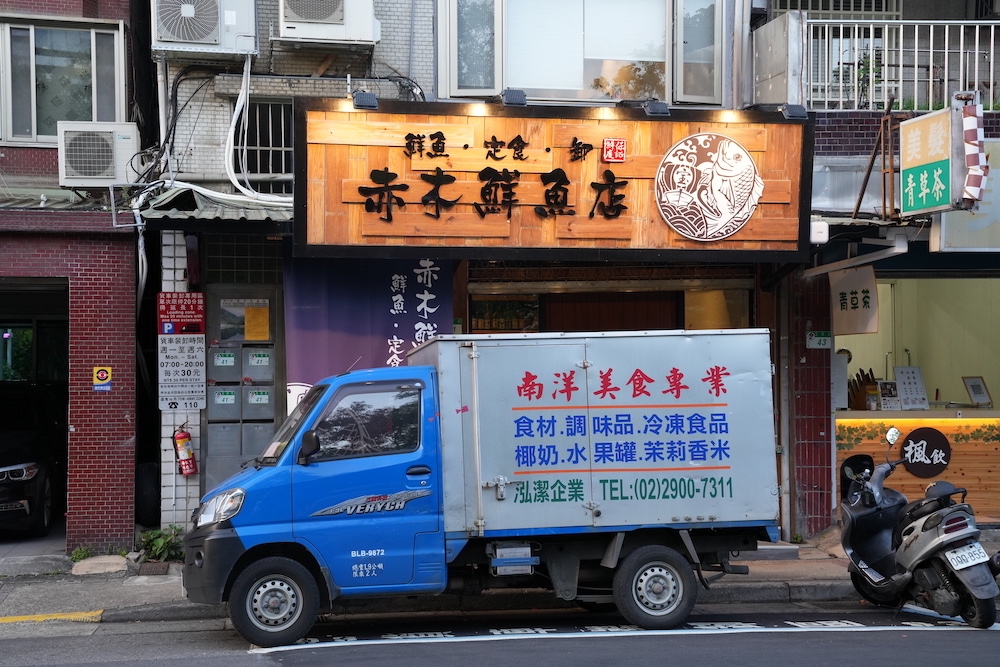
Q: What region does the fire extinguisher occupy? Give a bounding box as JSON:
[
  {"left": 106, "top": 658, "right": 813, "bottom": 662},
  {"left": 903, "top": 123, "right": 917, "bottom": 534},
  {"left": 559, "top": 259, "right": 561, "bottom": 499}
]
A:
[{"left": 173, "top": 422, "right": 198, "bottom": 476}]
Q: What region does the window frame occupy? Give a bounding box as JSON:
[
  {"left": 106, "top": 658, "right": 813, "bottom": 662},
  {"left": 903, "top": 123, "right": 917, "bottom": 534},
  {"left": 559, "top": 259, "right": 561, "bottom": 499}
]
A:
[
  {"left": 442, "top": 0, "right": 724, "bottom": 105},
  {"left": 309, "top": 382, "right": 422, "bottom": 463},
  {"left": 0, "top": 18, "right": 125, "bottom": 145},
  {"left": 447, "top": 0, "right": 503, "bottom": 98},
  {"left": 674, "top": 0, "right": 723, "bottom": 104}
]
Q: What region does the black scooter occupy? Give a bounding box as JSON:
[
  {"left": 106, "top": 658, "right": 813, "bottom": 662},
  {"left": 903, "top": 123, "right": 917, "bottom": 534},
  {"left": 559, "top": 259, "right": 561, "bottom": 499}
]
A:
[{"left": 841, "top": 427, "right": 1000, "bottom": 627}]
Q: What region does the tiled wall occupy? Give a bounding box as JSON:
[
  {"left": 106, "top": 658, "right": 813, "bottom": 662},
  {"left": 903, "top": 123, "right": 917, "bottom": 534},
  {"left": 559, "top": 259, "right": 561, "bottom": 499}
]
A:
[{"left": 159, "top": 231, "right": 201, "bottom": 527}]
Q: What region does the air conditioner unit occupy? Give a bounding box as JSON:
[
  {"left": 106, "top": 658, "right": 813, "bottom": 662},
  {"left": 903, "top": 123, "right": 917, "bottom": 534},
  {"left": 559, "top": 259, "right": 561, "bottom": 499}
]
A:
[
  {"left": 279, "top": 0, "right": 381, "bottom": 45},
  {"left": 57, "top": 122, "right": 141, "bottom": 188},
  {"left": 151, "top": 0, "right": 257, "bottom": 57}
]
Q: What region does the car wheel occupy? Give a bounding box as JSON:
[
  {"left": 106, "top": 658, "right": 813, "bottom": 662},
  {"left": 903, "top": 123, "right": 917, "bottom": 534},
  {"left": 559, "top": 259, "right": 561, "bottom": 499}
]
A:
[
  {"left": 230, "top": 557, "right": 320, "bottom": 647},
  {"left": 28, "top": 476, "right": 52, "bottom": 538}
]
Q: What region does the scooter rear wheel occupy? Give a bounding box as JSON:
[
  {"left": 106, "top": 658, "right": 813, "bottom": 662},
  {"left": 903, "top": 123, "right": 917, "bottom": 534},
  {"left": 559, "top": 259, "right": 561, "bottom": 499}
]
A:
[
  {"left": 850, "top": 571, "right": 904, "bottom": 608},
  {"left": 960, "top": 594, "right": 997, "bottom": 628}
]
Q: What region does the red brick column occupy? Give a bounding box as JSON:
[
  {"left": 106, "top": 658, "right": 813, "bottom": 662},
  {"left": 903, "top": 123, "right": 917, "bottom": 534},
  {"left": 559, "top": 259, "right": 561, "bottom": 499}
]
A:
[
  {"left": 0, "top": 231, "right": 136, "bottom": 551},
  {"left": 787, "top": 270, "right": 835, "bottom": 537}
]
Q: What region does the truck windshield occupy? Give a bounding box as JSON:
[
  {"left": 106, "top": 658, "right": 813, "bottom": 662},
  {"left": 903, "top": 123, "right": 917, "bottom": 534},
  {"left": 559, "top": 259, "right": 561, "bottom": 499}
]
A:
[{"left": 258, "top": 384, "right": 328, "bottom": 464}]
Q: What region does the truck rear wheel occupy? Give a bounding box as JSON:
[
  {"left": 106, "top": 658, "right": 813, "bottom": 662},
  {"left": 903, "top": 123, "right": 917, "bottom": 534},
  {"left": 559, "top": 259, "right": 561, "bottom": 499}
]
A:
[
  {"left": 612, "top": 545, "right": 696, "bottom": 629},
  {"left": 230, "top": 557, "right": 320, "bottom": 647}
]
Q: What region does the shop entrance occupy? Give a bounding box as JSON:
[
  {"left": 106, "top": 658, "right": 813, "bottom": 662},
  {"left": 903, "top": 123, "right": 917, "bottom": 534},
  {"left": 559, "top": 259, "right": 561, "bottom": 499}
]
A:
[
  {"left": 0, "top": 280, "right": 68, "bottom": 541},
  {"left": 463, "top": 261, "right": 754, "bottom": 334},
  {"left": 541, "top": 292, "right": 682, "bottom": 331}
]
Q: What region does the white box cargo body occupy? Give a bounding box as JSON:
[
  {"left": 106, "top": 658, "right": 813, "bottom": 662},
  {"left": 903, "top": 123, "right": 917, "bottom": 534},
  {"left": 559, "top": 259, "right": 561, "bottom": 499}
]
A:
[{"left": 407, "top": 329, "right": 780, "bottom": 538}]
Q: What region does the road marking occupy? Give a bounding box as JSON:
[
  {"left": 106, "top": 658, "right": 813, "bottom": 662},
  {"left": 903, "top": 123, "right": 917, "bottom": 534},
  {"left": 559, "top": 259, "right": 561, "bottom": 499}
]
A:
[
  {"left": 252, "top": 621, "right": 998, "bottom": 654},
  {"left": 0, "top": 610, "right": 103, "bottom": 624}
]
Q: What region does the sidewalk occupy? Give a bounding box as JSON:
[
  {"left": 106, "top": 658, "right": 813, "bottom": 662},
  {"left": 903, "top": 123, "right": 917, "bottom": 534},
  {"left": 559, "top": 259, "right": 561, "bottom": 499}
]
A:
[{"left": 0, "top": 524, "right": 996, "bottom": 627}]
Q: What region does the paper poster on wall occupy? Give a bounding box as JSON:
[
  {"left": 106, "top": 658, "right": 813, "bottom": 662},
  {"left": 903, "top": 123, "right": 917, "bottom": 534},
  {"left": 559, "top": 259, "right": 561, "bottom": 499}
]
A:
[
  {"left": 828, "top": 266, "right": 879, "bottom": 335},
  {"left": 877, "top": 381, "right": 901, "bottom": 410},
  {"left": 219, "top": 299, "right": 270, "bottom": 341},
  {"left": 244, "top": 306, "right": 270, "bottom": 341}
]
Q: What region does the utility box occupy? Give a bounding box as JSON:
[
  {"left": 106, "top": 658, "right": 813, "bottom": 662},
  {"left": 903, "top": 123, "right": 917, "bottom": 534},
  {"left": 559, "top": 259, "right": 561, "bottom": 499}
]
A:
[
  {"left": 242, "top": 347, "right": 274, "bottom": 383},
  {"left": 208, "top": 346, "right": 241, "bottom": 383}
]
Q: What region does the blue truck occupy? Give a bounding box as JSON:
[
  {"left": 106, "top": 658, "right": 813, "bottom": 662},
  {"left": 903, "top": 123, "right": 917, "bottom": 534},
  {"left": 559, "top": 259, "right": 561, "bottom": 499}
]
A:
[{"left": 182, "top": 330, "right": 781, "bottom": 646}]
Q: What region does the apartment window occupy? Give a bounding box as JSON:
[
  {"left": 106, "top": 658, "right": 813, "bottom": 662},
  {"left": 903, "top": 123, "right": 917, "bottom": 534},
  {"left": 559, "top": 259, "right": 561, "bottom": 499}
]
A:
[
  {"left": 676, "top": 0, "right": 721, "bottom": 103},
  {"left": 234, "top": 101, "right": 294, "bottom": 195},
  {"left": 1, "top": 21, "right": 124, "bottom": 143},
  {"left": 446, "top": 0, "right": 721, "bottom": 104}
]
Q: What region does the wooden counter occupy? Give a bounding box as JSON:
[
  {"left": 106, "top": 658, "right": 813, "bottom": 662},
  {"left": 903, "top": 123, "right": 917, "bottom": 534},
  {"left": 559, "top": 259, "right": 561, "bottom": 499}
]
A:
[{"left": 835, "top": 411, "right": 1000, "bottom": 520}]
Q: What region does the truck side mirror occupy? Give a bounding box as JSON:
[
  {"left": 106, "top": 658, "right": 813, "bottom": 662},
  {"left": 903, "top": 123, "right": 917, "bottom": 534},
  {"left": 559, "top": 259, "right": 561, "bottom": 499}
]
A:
[{"left": 298, "top": 430, "right": 320, "bottom": 464}]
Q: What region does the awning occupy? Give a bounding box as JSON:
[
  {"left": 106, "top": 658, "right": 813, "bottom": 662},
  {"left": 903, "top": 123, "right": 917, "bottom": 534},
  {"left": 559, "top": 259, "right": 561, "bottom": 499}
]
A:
[{"left": 140, "top": 187, "right": 293, "bottom": 234}]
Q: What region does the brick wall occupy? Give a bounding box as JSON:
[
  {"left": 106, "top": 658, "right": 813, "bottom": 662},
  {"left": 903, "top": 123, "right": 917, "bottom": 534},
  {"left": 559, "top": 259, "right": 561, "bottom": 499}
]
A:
[
  {"left": 0, "top": 229, "right": 136, "bottom": 550},
  {"left": 786, "top": 270, "right": 835, "bottom": 538},
  {"left": 0, "top": 147, "right": 59, "bottom": 187},
  {"left": 814, "top": 110, "right": 1000, "bottom": 155},
  {"left": 0, "top": 0, "right": 128, "bottom": 20}
]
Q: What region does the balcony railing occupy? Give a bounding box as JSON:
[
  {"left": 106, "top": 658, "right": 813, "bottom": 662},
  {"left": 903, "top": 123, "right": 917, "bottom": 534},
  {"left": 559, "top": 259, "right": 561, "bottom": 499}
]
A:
[{"left": 805, "top": 19, "right": 1000, "bottom": 111}]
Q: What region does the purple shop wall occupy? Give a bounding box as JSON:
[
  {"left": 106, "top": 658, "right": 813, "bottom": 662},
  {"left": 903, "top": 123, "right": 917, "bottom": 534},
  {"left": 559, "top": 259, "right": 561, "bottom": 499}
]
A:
[{"left": 284, "top": 255, "right": 453, "bottom": 406}]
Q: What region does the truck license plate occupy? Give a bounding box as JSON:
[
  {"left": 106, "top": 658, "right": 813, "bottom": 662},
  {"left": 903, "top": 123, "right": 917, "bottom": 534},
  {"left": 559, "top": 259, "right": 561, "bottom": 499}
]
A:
[{"left": 945, "top": 542, "right": 989, "bottom": 570}]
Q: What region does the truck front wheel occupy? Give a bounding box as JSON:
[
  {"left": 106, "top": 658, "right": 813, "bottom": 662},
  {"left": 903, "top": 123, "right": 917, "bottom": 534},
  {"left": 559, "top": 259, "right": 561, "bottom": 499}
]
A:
[
  {"left": 230, "top": 557, "right": 320, "bottom": 647},
  {"left": 612, "top": 545, "right": 697, "bottom": 629}
]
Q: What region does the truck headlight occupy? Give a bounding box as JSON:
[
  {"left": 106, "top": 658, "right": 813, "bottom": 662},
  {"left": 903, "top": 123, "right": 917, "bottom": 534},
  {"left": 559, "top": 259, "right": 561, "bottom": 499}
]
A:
[{"left": 194, "top": 488, "right": 245, "bottom": 528}]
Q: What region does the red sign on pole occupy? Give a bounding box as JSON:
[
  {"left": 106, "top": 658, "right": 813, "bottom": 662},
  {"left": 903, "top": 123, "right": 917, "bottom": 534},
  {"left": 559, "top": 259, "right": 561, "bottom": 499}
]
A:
[{"left": 157, "top": 292, "right": 206, "bottom": 335}]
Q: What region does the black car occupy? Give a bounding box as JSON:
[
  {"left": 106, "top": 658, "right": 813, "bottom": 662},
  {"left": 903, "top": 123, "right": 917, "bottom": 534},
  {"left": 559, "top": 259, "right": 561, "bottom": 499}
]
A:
[{"left": 0, "top": 383, "right": 67, "bottom": 536}]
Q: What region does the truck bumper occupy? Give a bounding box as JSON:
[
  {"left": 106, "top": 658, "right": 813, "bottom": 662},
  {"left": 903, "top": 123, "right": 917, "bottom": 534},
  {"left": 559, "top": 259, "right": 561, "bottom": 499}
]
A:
[{"left": 182, "top": 523, "right": 246, "bottom": 604}]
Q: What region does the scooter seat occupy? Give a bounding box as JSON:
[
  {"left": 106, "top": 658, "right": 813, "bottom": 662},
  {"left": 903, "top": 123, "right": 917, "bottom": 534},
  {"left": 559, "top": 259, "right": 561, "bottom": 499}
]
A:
[{"left": 892, "top": 496, "right": 953, "bottom": 548}]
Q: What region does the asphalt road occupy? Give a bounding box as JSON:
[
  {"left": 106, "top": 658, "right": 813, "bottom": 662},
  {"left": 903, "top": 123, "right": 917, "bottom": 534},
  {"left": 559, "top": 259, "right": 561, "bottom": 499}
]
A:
[{"left": 1, "top": 601, "right": 996, "bottom": 666}]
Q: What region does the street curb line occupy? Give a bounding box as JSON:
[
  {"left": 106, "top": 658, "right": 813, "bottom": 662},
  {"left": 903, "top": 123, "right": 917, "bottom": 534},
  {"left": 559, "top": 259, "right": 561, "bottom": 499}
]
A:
[{"left": 0, "top": 610, "right": 103, "bottom": 624}]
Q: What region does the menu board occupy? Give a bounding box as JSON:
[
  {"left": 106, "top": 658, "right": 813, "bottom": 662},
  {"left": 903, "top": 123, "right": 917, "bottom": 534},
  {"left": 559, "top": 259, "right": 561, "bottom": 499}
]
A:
[{"left": 894, "top": 366, "right": 930, "bottom": 410}]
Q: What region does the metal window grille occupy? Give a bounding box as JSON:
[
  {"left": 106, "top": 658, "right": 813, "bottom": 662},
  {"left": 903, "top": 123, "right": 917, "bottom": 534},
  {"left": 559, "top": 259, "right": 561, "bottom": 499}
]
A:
[
  {"left": 771, "top": 0, "right": 901, "bottom": 20},
  {"left": 233, "top": 101, "right": 294, "bottom": 195}
]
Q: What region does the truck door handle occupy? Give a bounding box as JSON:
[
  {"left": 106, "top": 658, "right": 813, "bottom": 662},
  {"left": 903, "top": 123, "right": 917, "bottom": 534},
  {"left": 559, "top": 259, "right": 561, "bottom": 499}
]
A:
[{"left": 406, "top": 465, "right": 432, "bottom": 476}]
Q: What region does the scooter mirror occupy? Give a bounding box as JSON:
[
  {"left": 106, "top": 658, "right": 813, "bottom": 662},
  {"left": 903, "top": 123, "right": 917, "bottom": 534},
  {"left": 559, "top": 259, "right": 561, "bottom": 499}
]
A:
[{"left": 885, "top": 427, "right": 901, "bottom": 446}]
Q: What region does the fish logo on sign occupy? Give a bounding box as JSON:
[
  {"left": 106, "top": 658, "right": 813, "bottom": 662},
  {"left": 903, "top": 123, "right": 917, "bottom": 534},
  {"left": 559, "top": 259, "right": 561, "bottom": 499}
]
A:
[{"left": 654, "top": 133, "right": 764, "bottom": 242}]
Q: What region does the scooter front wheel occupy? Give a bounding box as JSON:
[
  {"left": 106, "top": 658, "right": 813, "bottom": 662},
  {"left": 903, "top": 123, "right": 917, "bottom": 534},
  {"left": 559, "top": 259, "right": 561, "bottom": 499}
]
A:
[
  {"left": 850, "top": 571, "right": 904, "bottom": 608},
  {"left": 960, "top": 593, "right": 997, "bottom": 628}
]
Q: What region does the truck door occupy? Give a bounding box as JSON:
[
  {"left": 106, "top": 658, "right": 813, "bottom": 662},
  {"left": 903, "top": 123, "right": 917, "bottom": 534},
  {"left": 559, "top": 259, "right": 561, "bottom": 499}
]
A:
[
  {"left": 470, "top": 342, "right": 595, "bottom": 529},
  {"left": 291, "top": 376, "right": 445, "bottom": 593}
]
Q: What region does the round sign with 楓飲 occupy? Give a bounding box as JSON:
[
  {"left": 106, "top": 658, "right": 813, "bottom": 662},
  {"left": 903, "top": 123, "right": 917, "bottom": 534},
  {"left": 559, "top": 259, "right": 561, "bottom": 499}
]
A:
[
  {"left": 900, "top": 427, "right": 951, "bottom": 479},
  {"left": 654, "top": 133, "right": 764, "bottom": 242}
]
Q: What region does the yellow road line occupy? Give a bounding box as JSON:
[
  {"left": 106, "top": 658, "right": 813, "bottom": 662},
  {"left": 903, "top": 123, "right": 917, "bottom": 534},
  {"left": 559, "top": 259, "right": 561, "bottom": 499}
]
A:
[{"left": 0, "top": 610, "right": 103, "bottom": 623}]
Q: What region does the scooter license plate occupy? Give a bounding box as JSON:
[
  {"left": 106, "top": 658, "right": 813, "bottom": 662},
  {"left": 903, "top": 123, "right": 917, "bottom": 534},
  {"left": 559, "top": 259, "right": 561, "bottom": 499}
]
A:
[{"left": 945, "top": 542, "right": 989, "bottom": 570}]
